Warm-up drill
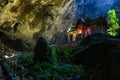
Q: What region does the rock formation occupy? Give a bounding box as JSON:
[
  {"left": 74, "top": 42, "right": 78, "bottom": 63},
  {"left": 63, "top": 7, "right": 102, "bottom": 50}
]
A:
[
  {"left": 73, "top": 33, "right": 120, "bottom": 80},
  {"left": 0, "top": 0, "right": 75, "bottom": 49}
]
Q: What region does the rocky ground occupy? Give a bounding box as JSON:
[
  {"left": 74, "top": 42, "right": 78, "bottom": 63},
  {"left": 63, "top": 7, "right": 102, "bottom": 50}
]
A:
[{"left": 73, "top": 33, "right": 120, "bottom": 80}]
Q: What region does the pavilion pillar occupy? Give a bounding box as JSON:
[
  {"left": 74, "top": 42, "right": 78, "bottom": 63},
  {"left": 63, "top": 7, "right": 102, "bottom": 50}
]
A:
[
  {"left": 72, "top": 33, "right": 76, "bottom": 41},
  {"left": 67, "top": 33, "right": 71, "bottom": 42}
]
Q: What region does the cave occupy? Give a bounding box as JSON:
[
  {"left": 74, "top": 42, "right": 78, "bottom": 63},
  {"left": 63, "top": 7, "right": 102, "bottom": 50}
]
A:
[{"left": 0, "top": 0, "right": 120, "bottom": 80}]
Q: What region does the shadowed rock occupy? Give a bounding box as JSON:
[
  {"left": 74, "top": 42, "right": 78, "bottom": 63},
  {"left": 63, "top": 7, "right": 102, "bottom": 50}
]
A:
[
  {"left": 73, "top": 33, "right": 120, "bottom": 80},
  {"left": 0, "top": 31, "right": 25, "bottom": 51},
  {"left": 33, "top": 37, "right": 52, "bottom": 63}
]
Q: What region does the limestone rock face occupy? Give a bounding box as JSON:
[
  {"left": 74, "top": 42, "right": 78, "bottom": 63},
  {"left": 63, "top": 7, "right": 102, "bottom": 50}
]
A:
[{"left": 0, "top": 0, "right": 75, "bottom": 49}]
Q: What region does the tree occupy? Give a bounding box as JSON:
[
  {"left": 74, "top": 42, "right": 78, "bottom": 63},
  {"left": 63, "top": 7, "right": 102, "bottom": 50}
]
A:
[{"left": 107, "top": 9, "right": 120, "bottom": 36}]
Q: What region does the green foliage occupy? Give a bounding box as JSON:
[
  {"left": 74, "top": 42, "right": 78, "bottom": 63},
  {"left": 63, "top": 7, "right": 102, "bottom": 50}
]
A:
[
  {"left": 107, "top": 9, "right": 120, "bottom": 36},
  {"left": 63, "top": 48, "right": 72, "bottom": 57},
  {"left": 25, "top": 62, "right": 84, "bottom": 80},
  {"left": 55, "top": 48, "right": 72, "bottom": 57},
  {"left": 51, "top": 48, "right": 58, "bottom": 66},
  {"left": 18, "top": 51, "right": 33, "bottom": 66},
  {"left": 54, "top": 48, "right": 73, "bottom": 63},
  {"left": 17, "top": 48, "right": 86, "bottom": 80}
]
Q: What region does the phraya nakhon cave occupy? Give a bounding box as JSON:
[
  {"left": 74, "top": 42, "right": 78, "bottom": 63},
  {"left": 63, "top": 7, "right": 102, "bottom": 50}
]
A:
[{"left": 0, "top": 0, "right": 120, "bottom": 80}]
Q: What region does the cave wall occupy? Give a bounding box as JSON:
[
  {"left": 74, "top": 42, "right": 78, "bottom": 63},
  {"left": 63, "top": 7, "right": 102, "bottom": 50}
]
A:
[{"left": 0, "top": 0, "right": 75, "bottom": 49}]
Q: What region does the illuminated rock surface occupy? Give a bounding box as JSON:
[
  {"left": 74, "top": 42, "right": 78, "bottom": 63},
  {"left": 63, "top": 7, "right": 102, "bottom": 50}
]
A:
[
  {"left": 0, "top": 0, "right": 75, "bottom": 49},
  {"left": 1, "top": 0, "right": 120, "bottom": 49}
]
